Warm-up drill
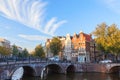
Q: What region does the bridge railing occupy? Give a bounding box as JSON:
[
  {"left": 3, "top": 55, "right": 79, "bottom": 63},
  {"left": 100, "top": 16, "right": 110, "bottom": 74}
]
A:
[
  {"left": 0, "top": 56, "right": 41, "bottom": 65},
  {"left": 0, "top": 56, "right": 72, "bottom": 66}
]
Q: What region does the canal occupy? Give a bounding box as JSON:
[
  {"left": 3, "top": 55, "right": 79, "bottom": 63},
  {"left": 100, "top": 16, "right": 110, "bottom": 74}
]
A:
[{"left": 22, "top": 73, "right": 120, "bottom": 80}]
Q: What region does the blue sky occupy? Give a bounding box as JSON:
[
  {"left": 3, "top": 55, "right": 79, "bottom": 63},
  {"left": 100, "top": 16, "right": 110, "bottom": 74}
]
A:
[{"left": 0, "top": 0, "right": 120, "bottom": 52}]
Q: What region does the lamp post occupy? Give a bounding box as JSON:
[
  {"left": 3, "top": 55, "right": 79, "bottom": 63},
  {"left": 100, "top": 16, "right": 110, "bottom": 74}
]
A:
[{"left": 94, "top": 43, "right": 96, "bottom": 62}]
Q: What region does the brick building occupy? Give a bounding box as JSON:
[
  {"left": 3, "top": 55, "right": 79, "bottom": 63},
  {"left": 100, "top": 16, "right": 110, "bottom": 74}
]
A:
[
  {"left": 45, "top": 31, "right": 95, "bottom": 63},
  {"left": 71, "top": 31, "right": 92, "bottom": 62}
]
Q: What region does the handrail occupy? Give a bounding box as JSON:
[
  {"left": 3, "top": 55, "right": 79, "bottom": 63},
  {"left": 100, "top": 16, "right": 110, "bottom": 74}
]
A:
[{"left": 0, "top": 57, "right": 73, "bottom": 66}]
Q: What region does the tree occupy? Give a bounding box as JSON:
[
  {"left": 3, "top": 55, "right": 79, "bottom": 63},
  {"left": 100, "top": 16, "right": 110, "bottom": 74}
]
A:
[
  {"left": 12, "top": 45, "right": 19, "bottom": 56},
  {"left": 30, "top": 51, "right": 35, "bottom": 57},
  {"left": 0, "top": 46, "right": 11, "bottom": 55},
  {"left": 106, "top": 24, "right": 120, "bottom": 60},
  {"left": 50, "top": 37, "right": 62, "bottom": 56},
  {"left": 18, "top": 52, "right": 23, "bottom": 57},
  {"left": 22, "top": 48, "right": 29, "bottom": 57},
  {"left": 34, "top": 44, "right": 45, "bottom": 58},
  {"left": 92, "top": 23, "right": 120, "bottom": 60},
  {"left": 18, "top": 48, "right": 29, "bottom": 57},
  {"left": 92, "top": 23, "right": 107, "bottom": 51}
]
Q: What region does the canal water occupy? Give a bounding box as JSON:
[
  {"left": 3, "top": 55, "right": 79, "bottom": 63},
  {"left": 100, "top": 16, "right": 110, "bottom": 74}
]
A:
[{"left": 22, "top": 73, "right": 120, "bottom": 80}]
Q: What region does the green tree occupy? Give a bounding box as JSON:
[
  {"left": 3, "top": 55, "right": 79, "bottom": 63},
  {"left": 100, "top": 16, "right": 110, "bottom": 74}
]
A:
[
  {"left": 18, "top": 52, "right": 23, "bottom": 57},
  {"left": 12, "top": 45, "right": 19, "bottom": 56},
  {"left": 92, "top": 23, "right": 120, "bottom": 60},
  {"left": 34, "top": 44, "right": 45, "bottom": 58},
  {"left": 0, "top": 46, "right": 11, "bottom": 55},
  {"left": 22, "top": 48, "right": 29, "bottom": 57},
  {"left": 50, "top": 37, "right": 62, "bottom": 56}
]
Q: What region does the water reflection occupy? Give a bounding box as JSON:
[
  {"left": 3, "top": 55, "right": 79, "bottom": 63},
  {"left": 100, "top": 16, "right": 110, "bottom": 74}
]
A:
[{"left": 22, "top": 73, "right": 120, "bottom": 80}]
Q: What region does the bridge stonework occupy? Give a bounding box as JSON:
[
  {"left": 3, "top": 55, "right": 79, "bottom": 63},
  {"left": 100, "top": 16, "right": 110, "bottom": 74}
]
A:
[{"left": 0, "top": 62, "right": 120, "bottom": 80}]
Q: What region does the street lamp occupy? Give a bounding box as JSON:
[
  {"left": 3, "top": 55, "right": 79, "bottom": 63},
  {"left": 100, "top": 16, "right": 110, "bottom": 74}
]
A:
[{"left": 94, "top": 43, "right": 96, "bottom": 62}]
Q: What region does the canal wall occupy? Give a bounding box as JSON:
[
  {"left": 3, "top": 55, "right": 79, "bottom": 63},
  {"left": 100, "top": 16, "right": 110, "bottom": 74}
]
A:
[{"left": 75, "top": 63, "right": 107, "bottom": 73}]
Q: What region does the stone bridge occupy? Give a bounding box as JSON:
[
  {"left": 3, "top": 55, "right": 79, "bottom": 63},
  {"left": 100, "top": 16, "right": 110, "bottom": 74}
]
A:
[{"left": 0, "top": 61, "right": 120, "bottom": 80}]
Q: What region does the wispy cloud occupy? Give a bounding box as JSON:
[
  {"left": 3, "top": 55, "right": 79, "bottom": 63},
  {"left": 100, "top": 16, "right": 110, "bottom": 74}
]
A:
[
  {"left": 49, "top": 20, "right": 67, "bottom": 34},
  {"left": 44, "top": 17, "right": 67, "bottom": 35},
  {"left": 0, "top": 0, "right": 67, "bottom": 36},
  {"left": 18, "top": 34, "right": 49, "bottom": 41},
  {"left": 101, "top": 0, "right": 120, "bottom": 14}
]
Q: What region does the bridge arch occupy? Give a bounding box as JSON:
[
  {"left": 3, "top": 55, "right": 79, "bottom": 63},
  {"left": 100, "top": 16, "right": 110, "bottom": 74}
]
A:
[
  {"left": 109, "top": 66, "right": 120, "bottom": 73},
  {"left": 40, "top": 64, "right": 63, "bottom": 79},
  {"left": 10, "top": 66, "right": 36, "bottom": 79},
  {"left": 45, "top": 64, "right": 62, "bottom": 74},
  {"left": 10, "top": 67, "right": 24, "bottom": 80},
  {"left": 22, "top": 66, "right": 36, "bottom": 77},
  {"left": 66, "top": 65, "right": 75, "bottom": 73}
]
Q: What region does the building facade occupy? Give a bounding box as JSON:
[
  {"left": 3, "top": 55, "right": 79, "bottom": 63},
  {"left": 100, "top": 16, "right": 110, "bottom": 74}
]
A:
[
  {"left": 0, "top": 38, "right": 11, "bottom": 48},
  {"left": 71, "top": 31, "right": 92, "bottom": 62},
  {"left": 64, "top": 34, "right": 72, "bottom": 61},
  {"left": 45, "top": 31, "right": 94, "bottom": 63}
]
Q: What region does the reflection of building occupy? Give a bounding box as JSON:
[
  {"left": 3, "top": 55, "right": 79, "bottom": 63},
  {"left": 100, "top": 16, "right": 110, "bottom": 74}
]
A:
[
  {"left": 45, "top": 31, "right": 94, "bottom": 63},
  {"left": 0, "top": 38, "right": 10, "bottom": 48}
]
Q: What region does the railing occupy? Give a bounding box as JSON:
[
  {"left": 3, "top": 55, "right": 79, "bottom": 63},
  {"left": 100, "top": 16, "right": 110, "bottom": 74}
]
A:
[
  {"left": 0, "top": 56, "right": 46, "bottom": 65},
  {"left": 0, "top": 56, "right": 72, "bottom": 66}
]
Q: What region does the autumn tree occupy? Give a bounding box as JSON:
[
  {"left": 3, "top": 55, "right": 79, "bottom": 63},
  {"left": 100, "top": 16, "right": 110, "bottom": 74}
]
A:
[
  {"left": 0, "top": 46, "right": 11, "bottom": 55},
  {"left": 34, "top": 44, "right": 45, "bottom": 58},
  {"left": 92, "top": 23, "right": 120, "bottom": 60},
  {"left": 50, "top": 37, "right": 62, "bottom": 56}
]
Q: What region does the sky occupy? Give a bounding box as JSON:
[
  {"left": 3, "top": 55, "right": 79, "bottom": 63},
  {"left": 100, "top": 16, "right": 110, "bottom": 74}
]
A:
[{"left": 0, "top": 0, "right": 120, "bottom": 52}]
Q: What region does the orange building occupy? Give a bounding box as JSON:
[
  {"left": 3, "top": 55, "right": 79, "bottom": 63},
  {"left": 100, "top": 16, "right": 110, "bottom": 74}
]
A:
[
  {"left": 71, "top": 31, "right": 93, "bottom": 62},
  {"left": 72, "top": 31, "right": 92, "bottom": 51},
  {"left": 45, "top": 31, "right": 94, "bottom": 62}
]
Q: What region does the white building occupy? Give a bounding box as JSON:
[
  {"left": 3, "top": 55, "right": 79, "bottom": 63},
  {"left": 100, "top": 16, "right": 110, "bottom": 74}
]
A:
[
  {"left": 64, "top": 34, "right": 72, "bottom": 61},
  {"left": 45, "top": 39, "right": 53, "bottom": 58},
  {"left": 0, "top": 38, "right": 10, "bottom": 48},
  {"left": 77, "top": 49, "right": 90, "bottom": 63}
]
